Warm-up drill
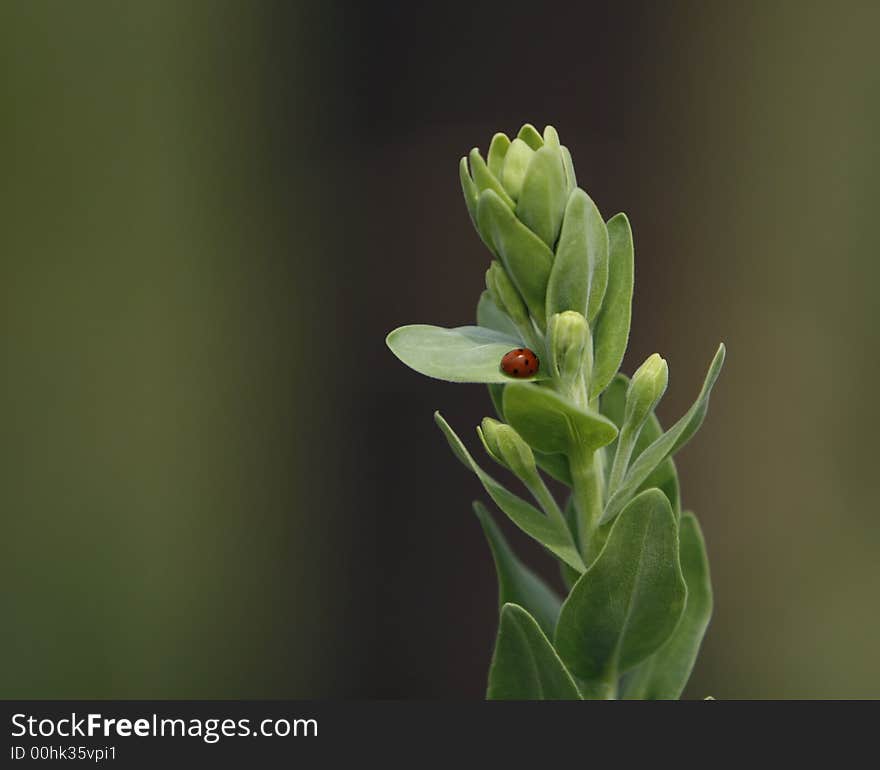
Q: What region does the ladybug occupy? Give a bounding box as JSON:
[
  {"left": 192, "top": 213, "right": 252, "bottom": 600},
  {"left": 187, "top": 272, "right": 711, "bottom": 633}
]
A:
[{"left": 500, "top": 348, "right": 539, "bottom": 378}]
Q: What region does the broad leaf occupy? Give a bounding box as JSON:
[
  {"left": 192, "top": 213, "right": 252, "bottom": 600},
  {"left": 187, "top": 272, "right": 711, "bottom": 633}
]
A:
[
  {"left": 554, "top": 489, "right": 686, "bottom": 682},
  {"left": 621, "top": 512, "right": 713, "bottom": 699},
  {"left": 600, "top": 374, "right": 680, "bottom": 515},
  {"left": 503, "top": 382, "right": 618, "bottom": 456},
  {"left": 434, "top": 413, "right": 585, "bottom": 572},
  {"left": 473, "top": 501, "right": 562, "bottom": 637},
  {"left": 477, "top": 189, "right": 554, "bottom": 328},
  {"left": 601, "top": 344, "right": 725, "bottom": 524},
  {"left": 476, "top": 291, "right": 521, "bottom": 339},
  {"left": 387, "top": 324, "right": 543, "bottom": 384},
  {"left": 487, "top": 604, "right": 582, "bottom": 700},
  {"left": 517, "top": 146, "right": 568, "bottom": 248},
  {"left": 590, "top": 213, "right": 634, "bottom": 399},
  {"left": 546, "top": 189, "right": 607, "bottom": 320}
]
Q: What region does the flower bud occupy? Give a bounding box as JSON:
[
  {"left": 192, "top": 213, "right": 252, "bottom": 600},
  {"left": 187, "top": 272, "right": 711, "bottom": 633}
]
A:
[
  {"left": 548, "top": 311, "right": 592, "bottom": 386},
  {"left": 485, "top": 261, "right": 529, "bottom": 328},
  {"left": 624, "top": 353, "right": 669, "bottom": 432},
  {"left": 478, "top": 417, "right": 538, "bottom": 483}
]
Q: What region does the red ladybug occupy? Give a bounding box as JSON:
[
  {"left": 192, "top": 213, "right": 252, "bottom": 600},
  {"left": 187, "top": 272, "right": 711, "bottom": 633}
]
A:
[{"left": 500, "top": 348, "right": 539, "bottom": 378}]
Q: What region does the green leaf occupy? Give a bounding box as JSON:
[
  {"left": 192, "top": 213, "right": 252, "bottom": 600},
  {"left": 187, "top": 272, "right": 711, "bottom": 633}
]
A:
[
  {"left": 600, "top": 374, "right": 680, "bottom": 515},
  {"left": 468, "top": 148, "right": 516, "bottom": 210},
  {"left": 487, "top": 133, "right": 511, "bottom": 179},
  {"left": 561, "top": 146, "right": 576, "bottom": 194},
  {"left": 477, "top": 189, "right": 554, "bottom": 328},
  {"left": 621, "top": 511, "right": 712, "bottom": 699},
  {"left": 487, "top": 604, "right": 582, "bottom": 700},
  {"left": 590, "top": 213, "right": 634, "bottom": 399},
  {"left": 434, "top": 413, "right": 585, "bottom": 572},
  {"left": 554, "top": 489, "right": 687, "bottom": 682},
  {"left": 546, "top": 189, "right": 609, "bottom": 322},
  {"left": 517, "top": 146, "right": 567, "bottom": 248},
  {"left": 386, "top": 324, "right": 544, "bottom": 384},
  {"left": 533, "top": 450, "right": 573, "bottom": 486},
  {"left": 473, "top": 501, "right": 562, "bottom": 637},
  {"left": 500, "top": 138, "right": 536, "bottom": 200},
  {"left": 459, "top": 156, "right": 479, "bottom": 227},
  {"left": 503, "top": 382, "right": 618, "bottom": 456},
  {"left": 601, "top": 344, "right": 726, "bottom": 524},
  {"left": 476, "top": 291, "right": 521, "bottom": 339},
  {"left": 517, "top": 123, "right": 544, "bottom": 151}
]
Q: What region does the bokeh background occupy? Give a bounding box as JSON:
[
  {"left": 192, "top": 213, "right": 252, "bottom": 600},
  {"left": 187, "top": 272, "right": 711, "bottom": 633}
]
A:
[{"left": 2, "top": 0, "right": 878, "bottom": 699}]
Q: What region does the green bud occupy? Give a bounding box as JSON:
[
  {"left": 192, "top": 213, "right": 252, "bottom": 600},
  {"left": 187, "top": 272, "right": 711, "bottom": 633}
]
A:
[
  {"left": 500, "top": 138, "right": 536, "bottom": 201},
  {"left": 624, "top": 353, "right": 669, "bottom": 432},
  {"left": 548, "top": 311, "right": 592, "bottom": 387},
  {"left": 486, "top": 261, "right": 529, "bottom": 328},
  {"left": 478, "top": 417, "right": 538, "bottom": 483}
]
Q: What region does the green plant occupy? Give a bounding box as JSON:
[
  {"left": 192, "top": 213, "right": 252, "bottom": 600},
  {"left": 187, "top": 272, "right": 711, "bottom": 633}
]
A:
[{"left": 386, "top": 124, "right": 725, "bottom": 700}]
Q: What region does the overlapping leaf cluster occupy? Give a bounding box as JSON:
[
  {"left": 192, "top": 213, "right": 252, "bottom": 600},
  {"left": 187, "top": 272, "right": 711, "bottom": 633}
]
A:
[{"left": 387, "top": 124, "right": 724, "bottom": 700}]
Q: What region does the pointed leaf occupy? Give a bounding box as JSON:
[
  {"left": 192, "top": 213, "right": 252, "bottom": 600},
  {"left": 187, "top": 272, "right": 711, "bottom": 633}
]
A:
[
  {"left": 590, "top": 213, "right": 634, "bottom": 399},
  {"left": 546, "top": 189, "right": 608, "bottom": 321},
  {"left": 435, "top": 413, "right": 585, "bottom": 572},
  {"left": 387, "top": 324, "right": 546, "bottom": 384},
  {"left": 487, "top": 604, "right": 582, "bottom": 700},
  {"left": 602, "top": 344, "right": 725, "bottom": 524},
  {"left": 517, "top": 146, "right": 568, "bottom": 247},
  {"left": 477, "top": 189, "right": 553, "bottom": 328},
  {"left": 555, "top": 489, "right": 687, "bottom": 681},
  {"left": 473, "top": 501, "right": 562, "bottom": 637},
  {"left": 503, "top": 382, "right": 618, "bottom": 456},
  {"left": 621, "top": 512, "right": 713, "bottom": 699},
  {"left": 477, "top": 291, "right": 521, "bottom": 339}
]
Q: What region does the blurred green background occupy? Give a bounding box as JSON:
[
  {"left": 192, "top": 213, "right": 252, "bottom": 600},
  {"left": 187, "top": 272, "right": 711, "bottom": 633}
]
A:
[{"left": 1, "top": 0, "right": 878, "bottom": 698}]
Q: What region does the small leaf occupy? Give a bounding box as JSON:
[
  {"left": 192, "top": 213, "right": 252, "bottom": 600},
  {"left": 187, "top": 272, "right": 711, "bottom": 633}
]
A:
[
  {"left": 459, "top": 156, "right": 478, "bottom": 226},
  {"left": 561, "top": 146, "right": 577, "bottom": 194},
  {"left": 468, "top": 148, "right": 516, "bottom": 210},
  {"left": 590, "top": 213, "right": 634, "bottom": 399},
  {"left": 621, "top": 512, "right": 713, "bottom": 699},
  {"left": 500, "top": 138, "right": 536, "bottom": 200},
  {"left": 487, "top": 133, "right": 511, "bottom": 178},
  {"left": 387, "top": 324, "right": 544, "bottom": 384},
  {"left": 546, "top": 189, "right": 608, "bottom": 321},
  {"left": 517, "top": 123, "right": 544, "bottom": 151},
  {"left": 517, "top": 146, "right": 568, "bottom": 248},
  {"left": 602, "top": 344, "right": 726, "bottom": 524},
  {"left": 435, "top": 413, "right": 585, "bottom": 572},
  {"left": 476, "top": 291, "right": 521, "bottom": 339},
  {"left": 473, "top": 501, "right": 562, "bottom": 637},
  {"left": 487, "top": 604, "right": 582, "bottom": 700},
  {"left": 554, "top": 489, "right": 687, "bottom": 682},
  {"left": 503, "top": 382, "right": 618, "bottom": 456},
  {"left": 477, "top": 189, "right": 554, "bottom": 328}
]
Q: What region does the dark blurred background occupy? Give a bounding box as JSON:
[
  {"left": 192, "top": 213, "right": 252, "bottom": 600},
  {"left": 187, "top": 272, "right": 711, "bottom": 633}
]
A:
[{"left": 2, "top": 0, "right": 878, "bottom": 699}]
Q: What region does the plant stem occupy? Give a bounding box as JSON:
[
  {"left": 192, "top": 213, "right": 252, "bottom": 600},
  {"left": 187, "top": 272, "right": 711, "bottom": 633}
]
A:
[{"left": 569, "top": 443, "right": 605, "bottom": 562}]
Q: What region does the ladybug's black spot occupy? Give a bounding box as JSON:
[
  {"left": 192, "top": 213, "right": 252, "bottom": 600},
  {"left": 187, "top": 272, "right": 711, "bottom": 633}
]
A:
[{"left": 513, "top": 368, "right": 519, "bottom": 375}]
